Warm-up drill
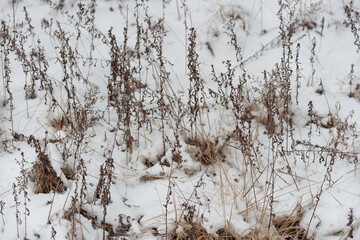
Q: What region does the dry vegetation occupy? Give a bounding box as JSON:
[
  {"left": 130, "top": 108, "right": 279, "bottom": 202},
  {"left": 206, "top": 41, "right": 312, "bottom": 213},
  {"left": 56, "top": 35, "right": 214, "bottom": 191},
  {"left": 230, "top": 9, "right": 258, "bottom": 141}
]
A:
[{"left": 0, "top": 0, "right": 360, "bottom": 239}]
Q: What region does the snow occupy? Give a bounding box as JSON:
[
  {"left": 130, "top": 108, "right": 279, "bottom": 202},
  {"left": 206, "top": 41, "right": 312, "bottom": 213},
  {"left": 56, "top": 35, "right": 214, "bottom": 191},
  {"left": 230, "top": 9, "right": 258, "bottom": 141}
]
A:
[{"left": 0, "top": 0, "right": 360, "bottom": 239}]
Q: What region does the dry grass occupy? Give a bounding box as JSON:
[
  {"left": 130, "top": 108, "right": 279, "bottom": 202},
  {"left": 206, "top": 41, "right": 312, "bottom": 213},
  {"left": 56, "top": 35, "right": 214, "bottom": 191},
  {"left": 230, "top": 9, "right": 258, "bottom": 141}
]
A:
[
  {"left": 1, "top": 0, "right": 359, "bottom": 239},
  {"left": 172, "top": 222, "right": 217, "bottom": 240},
  {"left": 185, "top": 137, "right": 222, "bottom": 166},
  {"left": 140, "top": 174, "right": 166, "bottom": 182},
  {"left": 217, "top": 227, "right": 242, "bottom": 239},
  {"left": 31, "top": 152, "right": 65, "bottom": 194},
  {"left": 50, "top": 115, "right": 70, "bottom": 131},
  {"left": 61, "top": 164, "right": 75, "bottom": 180},
  {"left": 272, "top": 211, "right": 307, "bottom": 240}
]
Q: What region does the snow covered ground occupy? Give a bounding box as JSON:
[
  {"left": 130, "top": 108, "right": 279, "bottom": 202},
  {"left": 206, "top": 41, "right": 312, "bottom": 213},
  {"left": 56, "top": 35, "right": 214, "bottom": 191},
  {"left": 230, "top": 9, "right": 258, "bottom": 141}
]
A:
[{"left": 0, "top": 0, "right": 360, "bottom": 239}]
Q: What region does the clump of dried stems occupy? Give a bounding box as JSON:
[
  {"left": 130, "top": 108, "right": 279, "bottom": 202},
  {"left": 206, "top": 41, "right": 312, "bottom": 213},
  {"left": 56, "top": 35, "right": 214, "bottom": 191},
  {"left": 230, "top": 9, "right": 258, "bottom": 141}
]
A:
[{"left": 1, "top": 0, "right": 360, "bottom": 239}]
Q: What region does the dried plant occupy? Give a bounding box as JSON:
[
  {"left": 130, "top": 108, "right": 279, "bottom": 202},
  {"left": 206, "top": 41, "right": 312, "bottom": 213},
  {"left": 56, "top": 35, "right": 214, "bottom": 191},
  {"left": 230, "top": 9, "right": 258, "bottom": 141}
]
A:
[
  {"left": 295, "top": 43, "right": 302, "bottom": 105},
  {"left": 51, "top": 226, "right": 57, "bottom": 240},
  {"left": 173, "top": 222, "right": 217, "bottom": 240},
  {"left": 344, "top": 1, "right": 360, "bottom": 52},
  {"left": 0, "top": 201, "right": 4, "bottom": 226},
  {"left": 95, "top": 157, "right": 115, "bottom": 240},
  {"left": 28, "top": 135, "right": 65, "bottom": 194},
  {"left": 0, "top": 21, "right": 14, "bottom": 135},
  {"left": 348, "top": 64, "right": 356, "bottom": 97},
  {"left": 15, "top": 152, "right": 31, "bottom": 239},
  {"left": 347, "top": 208, "right": 355, "bottom": 238},
  {"left": 187, "top": 27, "right": 205, "bottom": 138},
  {"left": 12, "top": 183, "right": 21, "bottom": 238},
  {"left": 107, "top": 27, "right": 135, "bottom": 154},
  {"left": 0, "top": 1, "right": 359, "bottom": 239},
  {"left": 150, "top": 16, "right": 170, "bottom": 155},
  {"left": 309, "top": 37, "right": 317, "bottom": 86}
]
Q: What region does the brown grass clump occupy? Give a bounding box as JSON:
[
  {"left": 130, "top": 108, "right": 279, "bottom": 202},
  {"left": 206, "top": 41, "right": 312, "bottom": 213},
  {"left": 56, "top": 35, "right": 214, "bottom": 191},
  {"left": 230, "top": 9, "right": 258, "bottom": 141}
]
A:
[
  {"left": 186, "top": 138, "right": 220, "bottom": 165},
  {"left": 272, "top": 209, "right": 307, "bottom": 240},
  {"left": 217, "top": 227, "right": 242, "bottom": 239},
  {"left": 172, "top": 222, "right": 217, "bottom": 240},
  {"left": 61, "top": 164, "right": 75, "bottom": 180},
  {"left": 31, "top": 151, "right": 65, "bottom": 194},
  {"left": 173, "top": 224, "right": 245, "bottom": 240},
  {"left": 50, "top": 115, "right": 70, "bottom": 131},
  {"left": 28, "top": 135, "right": 65, "bottom": 194},
  {"left": 172, "top": 151, "right": 183, "bottom": 164}
]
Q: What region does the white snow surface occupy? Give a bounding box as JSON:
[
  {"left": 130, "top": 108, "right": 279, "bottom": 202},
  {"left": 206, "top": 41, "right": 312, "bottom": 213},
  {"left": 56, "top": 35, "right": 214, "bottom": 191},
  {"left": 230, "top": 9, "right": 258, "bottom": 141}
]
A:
[{"left": 0, "top": 0, "right": 359, "bottom": 239}]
